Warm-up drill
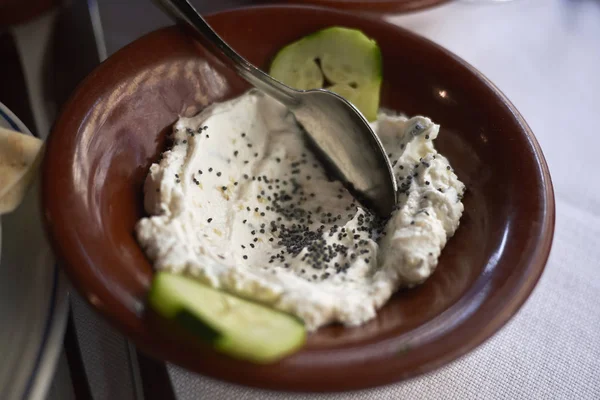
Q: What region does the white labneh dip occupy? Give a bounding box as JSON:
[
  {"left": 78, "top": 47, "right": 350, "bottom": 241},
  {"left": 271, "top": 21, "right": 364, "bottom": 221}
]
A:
[{"left": 136, "top": 90, "right": 465, "bottom": 331}]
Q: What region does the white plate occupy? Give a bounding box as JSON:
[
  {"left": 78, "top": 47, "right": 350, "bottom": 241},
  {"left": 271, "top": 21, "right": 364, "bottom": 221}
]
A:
[{"left": 0, "top": 103, "right": 69, "bottom": 400}]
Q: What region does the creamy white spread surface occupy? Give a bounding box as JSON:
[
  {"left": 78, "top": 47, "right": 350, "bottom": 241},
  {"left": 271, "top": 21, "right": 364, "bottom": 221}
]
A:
[{"left": 136, "top": 90, "right": 465, "bottom": 331}]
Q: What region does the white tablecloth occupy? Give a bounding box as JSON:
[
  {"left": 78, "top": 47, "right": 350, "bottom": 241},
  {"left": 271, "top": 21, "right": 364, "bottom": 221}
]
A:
[{"left": 50, "top": 0, "right": 600, "bottom": 398}]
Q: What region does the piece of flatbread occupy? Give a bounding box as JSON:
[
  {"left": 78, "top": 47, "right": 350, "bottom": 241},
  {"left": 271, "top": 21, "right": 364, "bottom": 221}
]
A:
[{"left": 0, "top": 126, "right": 44, "bottom": 215}]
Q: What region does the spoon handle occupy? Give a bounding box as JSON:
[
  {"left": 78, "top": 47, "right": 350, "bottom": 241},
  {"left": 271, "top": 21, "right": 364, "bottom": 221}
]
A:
[{"left": 153, "top": 0, "right": 297, "bottom": 106}]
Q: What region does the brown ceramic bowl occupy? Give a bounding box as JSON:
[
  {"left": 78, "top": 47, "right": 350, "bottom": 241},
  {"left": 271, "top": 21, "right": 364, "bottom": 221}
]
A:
[{"left": 42, "top": 5, "right": 554, "bottom": 392}]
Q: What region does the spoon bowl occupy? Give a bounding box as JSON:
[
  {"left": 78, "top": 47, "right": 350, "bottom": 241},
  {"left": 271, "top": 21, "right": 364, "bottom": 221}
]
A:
[{"left": 293, "top": 88, "right": 397, "bottom": 215}]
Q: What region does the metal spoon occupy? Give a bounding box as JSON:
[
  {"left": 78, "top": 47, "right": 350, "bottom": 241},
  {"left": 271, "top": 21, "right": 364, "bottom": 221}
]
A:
[{"left": 153, "top": 0, "right": 397, "bottom": 217}]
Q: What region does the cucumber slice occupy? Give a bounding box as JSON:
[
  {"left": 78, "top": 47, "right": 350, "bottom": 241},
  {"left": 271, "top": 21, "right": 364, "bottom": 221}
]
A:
[
  {"left": 148, "top": 272, "right": 306, "bottom": 363},
  {"left": 269, "top": 26, "right": 383, "bottom": 121}
]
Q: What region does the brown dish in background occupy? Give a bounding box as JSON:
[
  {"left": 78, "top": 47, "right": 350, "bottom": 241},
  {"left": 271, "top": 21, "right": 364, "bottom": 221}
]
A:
[
  {"left": 41, "top": 5, "right": 554, "bottom": 392},
  {"left": 0, "top": 0, "right": 60, "bottom": 25},
  {"left": 287, "top": 0, "right": 451, "bottom": 13}
]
